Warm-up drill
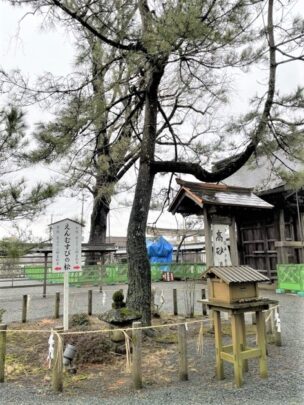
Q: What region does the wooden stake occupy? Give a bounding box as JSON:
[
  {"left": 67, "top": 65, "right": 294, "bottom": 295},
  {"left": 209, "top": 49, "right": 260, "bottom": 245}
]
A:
[
  {"left": 213, "top": 310, "right": 224, "bottom": 380},
  {"left": 54, "top": 292, "right": 60, "bottom": 319},
  {"left": 201, "top": 288, "right": 207, "bottom": 316},
  {"left": 178, "top": 324, "right": 188, "bottom": 381},
  {"left": 88, "top": 289, "right": 93, "bottom": 316},
  {"left": 240, "top": 314, "right": 249, "bottom": 372},
  {"left": 132, "top": 321, "right": 142, "bottom": 389},
  {"left": 274, "top": 307, "right": 282, "bottom": 347},
  {"left": 229, "top": 216, "right": 239, "bottom": 266},
  {"left": 0, "top": 324, "right": 7, "bottom": 383},
  {"left": 256, "top": 311, "right": 268, "bottom": 379},
  {"left": 231, "top": 314, "right": 243, "bottom": 387},
  {"left": 22, "top": 295, "right": 28, "bottom": 323},
  {"left": 52, "top": 329, "right": 63, "bottom": 392},
  {"left": 203, "top": 206, "right": 213, "bottom": 268},
  {"left": 173, "top": 288, "right": 178, "bottom": 316},
  {"left": 43, "top": 252, "right": 48, "bottom": 298},
  {"left": 63, "top": 272, "right": 69, "bottom": 331}
]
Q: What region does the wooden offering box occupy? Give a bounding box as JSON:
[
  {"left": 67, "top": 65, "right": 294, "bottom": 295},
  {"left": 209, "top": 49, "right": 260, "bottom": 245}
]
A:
[{"left": 204, "top": 266, "right": 269, "bottom": 304}]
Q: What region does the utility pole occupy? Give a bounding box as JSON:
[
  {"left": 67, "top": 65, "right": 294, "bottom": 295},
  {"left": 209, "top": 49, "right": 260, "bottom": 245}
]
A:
[{"left": 81, "top": 193, "right": 85, "bottom": 226}]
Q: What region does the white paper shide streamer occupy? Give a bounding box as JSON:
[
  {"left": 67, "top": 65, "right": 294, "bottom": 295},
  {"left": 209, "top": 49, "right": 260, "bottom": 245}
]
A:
[{"left": 47, "top": 331, "right": 55, "bottom": 368}]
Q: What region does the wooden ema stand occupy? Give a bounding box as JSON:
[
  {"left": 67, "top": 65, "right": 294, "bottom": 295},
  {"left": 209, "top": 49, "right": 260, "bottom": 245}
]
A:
[{"left": 205, "top": 299, "right": 277, "bottom": 387}]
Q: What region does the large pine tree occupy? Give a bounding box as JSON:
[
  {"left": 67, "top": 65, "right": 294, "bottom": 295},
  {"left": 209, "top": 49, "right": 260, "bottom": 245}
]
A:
[{"left": 6, "top": 0, "right": 304, "bottom": 323}]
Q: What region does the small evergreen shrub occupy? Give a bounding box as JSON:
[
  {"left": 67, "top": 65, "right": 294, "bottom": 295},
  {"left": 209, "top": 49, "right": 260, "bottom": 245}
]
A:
[
  {"left": 70, "top": 313, "right": 90, "bottom": 328},
  {"left": 112, "top": 289, "right": 126, "bottom": 309},
  {"left": 0, "top": 309, "right": 5, "bottom": 323}
]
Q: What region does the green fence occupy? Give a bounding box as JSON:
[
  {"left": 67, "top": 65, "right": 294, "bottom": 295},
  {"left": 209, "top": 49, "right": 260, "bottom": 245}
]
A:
[
  {"left": 277, "top": 264, "right": 304, "bottom": 292},
  {"left": 24, "top": 263, "right": 206, "bottom": 286}
]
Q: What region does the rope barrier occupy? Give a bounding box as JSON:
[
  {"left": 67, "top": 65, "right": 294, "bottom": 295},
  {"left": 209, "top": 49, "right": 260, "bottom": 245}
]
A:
[
  {"left": 122, "top": 331, "right": 132, "bottom": 372},
  {"left": 3, "top": 318, "right": 211, "bottom": 373},
  {"left": 4, "top": 318, "right": 210, "bottom": 336}
]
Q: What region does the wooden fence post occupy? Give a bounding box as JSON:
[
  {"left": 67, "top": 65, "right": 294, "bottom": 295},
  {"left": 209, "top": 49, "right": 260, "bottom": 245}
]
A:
[
  {"left": 22, "top": 295, "right": 28, "bottom": 323},
  {"left": 88, "top": 290, "right": 93, "bottom": 316},
  {"left": 0, "top": 324, "right": 7, "bottom": 383},
  {"left": 173, "top": 288, "right": 178, "bottom": 316},
  {"left": 178, "top": 323, "right": 188, "bottom": 381},
  {"left": 274, "top": 306, "right": 282, "bottom": 346},
  {"left": 132, "top": 321, "right": 142, "bottom": 389},
  {"left": 54, "top": 292, "right": 60, "bottom": 319},
  {"left": 43, "top": 252, "right": 48, "bottom": 298},
  {"left": 52, "top": 328, "right": 63, "bottom": 392},
  {"left": 265, "top": 309, "right": 273, "bottom": 335},
  {"left": 201, "top": 288, "right": 207, "bottom": 316}
]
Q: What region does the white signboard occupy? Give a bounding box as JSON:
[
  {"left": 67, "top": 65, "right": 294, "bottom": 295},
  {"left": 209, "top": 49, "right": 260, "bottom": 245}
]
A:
[
  {"left": 52, "top": 219, "right": 82, "bottom": 272},
  {"left": 212, "top": 224, "right": 232, "bottom": 266}
]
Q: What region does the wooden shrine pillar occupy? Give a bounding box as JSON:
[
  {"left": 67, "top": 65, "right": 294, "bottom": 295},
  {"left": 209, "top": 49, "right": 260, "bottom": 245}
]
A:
[
  {"left": 277, "top": 210, "right": 288, "bottom": 264},
  {"left": 203, "top": 205, "right": 213, "bottom": 269},
  {"left": 229, "top": 216, "right": 239, "bottom": 266}
]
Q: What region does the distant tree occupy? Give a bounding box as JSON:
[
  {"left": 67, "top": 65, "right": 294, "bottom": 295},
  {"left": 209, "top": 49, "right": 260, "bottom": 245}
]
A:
[
  {"left": 28, "top": 32, "right": 143, "bottom": 252},
  {"left": 0, "top": 107, "right": 56, "bottom": 220},
  {"left": 0, "top": 223, "right": 45, "bottom": 275}
]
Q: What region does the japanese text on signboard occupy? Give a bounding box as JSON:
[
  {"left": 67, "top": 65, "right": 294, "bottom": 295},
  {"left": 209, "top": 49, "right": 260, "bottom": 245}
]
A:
[
  {"left": 52, "top": 219, "right": 82, "bottom": 272},
  {"left": 212, "top": 224, "right": 232, "bottom": 266}
]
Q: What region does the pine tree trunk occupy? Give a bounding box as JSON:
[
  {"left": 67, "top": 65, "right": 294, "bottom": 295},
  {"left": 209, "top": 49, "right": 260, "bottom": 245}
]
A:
[
  {"left": 126, "top": 163, "right": 155, "bottom": 325},
  {"left": 126, "top": 61, "right": 165, "bottom": 325},
  {"left": 87, "top": 195, "right": 110, "bottom": 264}
]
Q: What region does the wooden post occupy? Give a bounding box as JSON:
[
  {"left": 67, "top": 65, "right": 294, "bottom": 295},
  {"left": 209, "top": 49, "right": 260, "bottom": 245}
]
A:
[
  {"left": 22, "top": 294, "right": 28, "bottom": 323},
  {"left": 265, "top": 309, "right": 273, "bottom": 335},
  {"left": 203, "top": 206, "right": 213, "bottom": 268},
  {"left": 201, "top": 288, "right": 207, "bottom": 316},
  {"left": 88, "top": 289, "right": 93, "bottom": 316},
  {"left": 274, "top": 306, "right": 282, "bottom": 347},
  {"left": 132, "top": 321, "right": 142, "bottom": 389},
  {"left": 278, "top": 210, "right": 288, "bottom": 264},
  {"left": 0, "top": 324, "right": 7, "bottom": 383},
  {"left": 240, "top": 314, "right": 249, "bottom": 372},
  {"left": 256, "top": 311, "right": 268, "bottom": 378},
  {"left": 270, "top": 308, "right": 276, "bottom": 336},
  {"left": 43, "top": 252, "right": 48, "bottom": 298},
  {"left": 213, "top": 310, "right": 224, "bottom": 380},
  {"left": 229, "top": 216, "right": 239, "bottom": 266},
  {"left": 63, "top": 271, "right": 69, "bottom": 331},
  {"left": 54, "top": 292, "right": 60, "bottom": 319},
  {"left": 203, "top": 207, "right": 214, "bottom": 329},
  {"left": 231, "top": 314, "right": 243, "bottom": 387},
  {"left": 173, "top": 288, "right": 178, "bottom": 316},
  {"left": 52, "top": 329, "right": 63, "bottom": 392},
  {"left": 300, "top": 212, "right": 304, "bottom": 262},
  {"left": 279, "top": 209, "right": 285, "bottom": 241},
  {"left": 178, "top": 324, "right": 188, "bottom": 381}
]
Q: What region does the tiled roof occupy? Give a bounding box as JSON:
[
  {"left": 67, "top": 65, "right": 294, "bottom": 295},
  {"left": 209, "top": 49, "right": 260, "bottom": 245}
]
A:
[
  {"left": 203, "top": 265, "right": 270, "bottom": 284},
  {"left": 168, "top": 179, "right": 273, "bottom": 214}
]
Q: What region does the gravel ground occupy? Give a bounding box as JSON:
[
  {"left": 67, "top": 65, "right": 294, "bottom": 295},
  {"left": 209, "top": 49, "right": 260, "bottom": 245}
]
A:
[
  {"left": 0, "top": 281, "right": 208, "bottom": 323},
  {"left": 0, "top": 285, "right": 303, "bottom": 404}
]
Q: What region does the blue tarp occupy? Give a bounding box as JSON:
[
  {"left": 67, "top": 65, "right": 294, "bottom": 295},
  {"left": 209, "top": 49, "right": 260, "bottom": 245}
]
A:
[{"left": 146, "top": 236, "right": 173, "bottom": 271}]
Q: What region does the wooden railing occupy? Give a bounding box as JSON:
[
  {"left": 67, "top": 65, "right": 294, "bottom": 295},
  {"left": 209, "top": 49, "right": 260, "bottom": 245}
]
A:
[{"left": 275, "top": 241, "right": 304, "bottom": 264}]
